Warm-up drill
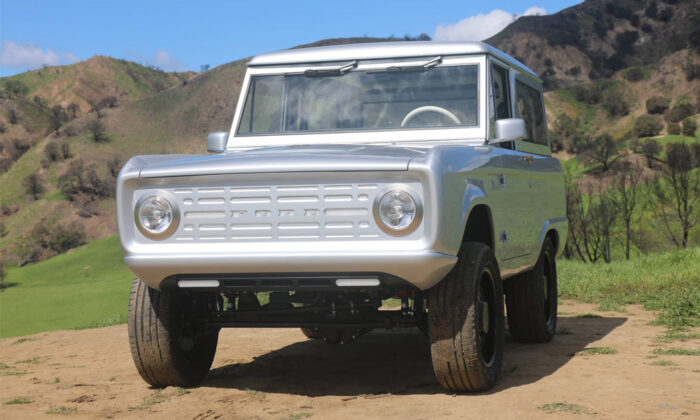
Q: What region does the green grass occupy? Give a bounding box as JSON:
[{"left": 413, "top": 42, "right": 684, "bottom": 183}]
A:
[
  {"left": 652, "top": 348, "right": 700, "bottom": 356},
  {"left": 658, "top": 328, "right": 700, "bottom": 343},
  {"left": 578, "top": 347, "right": 618, "bottom": 355},
  {"left": 650, "top": 359, "right": 678, "bottom": 366},
  {"left": 558, "top": 247, "right": 700, "bottom": 328},
  {"left": 539, "top": 401, "right": 594, "bottom": 414},
  {"left": 0, "top": 235, "right": 132, "bottom": 338},
  {"left": 4, "top": 397, "right": 35, "bottom": 405},
  {"left": 45, "top": 406, "right": 77, "bottom": 415},
  {"left": 0, "top": 371, "right": 28, "bottom": 376}
]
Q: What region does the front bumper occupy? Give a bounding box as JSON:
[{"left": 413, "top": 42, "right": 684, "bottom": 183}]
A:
[{"left": 125, "top": 248, "right": 456, "bottom": 291}]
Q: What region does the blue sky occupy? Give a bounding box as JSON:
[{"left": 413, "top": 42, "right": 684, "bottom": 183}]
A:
[{"left": 0, "top": 0, "right": 580, "bottom": 77}]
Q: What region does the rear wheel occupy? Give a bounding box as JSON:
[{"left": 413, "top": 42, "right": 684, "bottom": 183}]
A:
[
  {"left": 428, "top": 242, "right": 504, "bottom": 392},
  {"left": 128, "top": 278, "right": 219, "bottom": 387},
  {"left": 504, "top": 237, "right": 557, "bottom": 343}
]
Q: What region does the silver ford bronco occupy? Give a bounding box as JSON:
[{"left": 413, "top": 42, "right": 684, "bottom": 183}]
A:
[{"left": 117, "top": 41, "right": 567, "bottom": 392}]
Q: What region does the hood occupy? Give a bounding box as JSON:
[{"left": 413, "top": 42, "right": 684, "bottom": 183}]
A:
[{"left": 139, "top": 144, "right": 427, "bottom": 178}]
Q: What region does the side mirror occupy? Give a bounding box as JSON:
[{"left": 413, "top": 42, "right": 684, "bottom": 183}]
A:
[
  {"left": 207, "top": 132, "right": 228, "bottom": 153},
  {"left": 490, "top": 118, "right": 526, "bottom": 144}
]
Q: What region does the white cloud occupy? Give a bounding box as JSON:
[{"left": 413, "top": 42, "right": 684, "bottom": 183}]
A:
[
  {"left": 127, "top": 49, "right": 188, "bottom": 72},
  {"left": 0, "top": 40, "right": 79, "bottom": 69},
  {"left": 434, "top": 6, "right": 547, "bottom": 42},
  {"left": 150, "top": 49, "right": 187, "bottom": 72}
]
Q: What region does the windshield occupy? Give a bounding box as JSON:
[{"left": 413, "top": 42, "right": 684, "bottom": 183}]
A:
[{"left": 237, "top": 64, "right": 479, "bottom": 135}]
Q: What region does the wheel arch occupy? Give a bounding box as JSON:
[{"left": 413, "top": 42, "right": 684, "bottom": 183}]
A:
[{"left": 461, "top": 204, "right": 495, "bottom": 251}]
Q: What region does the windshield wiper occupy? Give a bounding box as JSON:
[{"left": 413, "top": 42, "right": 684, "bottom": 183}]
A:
[
  {"left": 384, "top": 56, "right": 442, "bottom": 73},
  {"left": 304, "top": 60, "right": 357, "bottom": 77}
]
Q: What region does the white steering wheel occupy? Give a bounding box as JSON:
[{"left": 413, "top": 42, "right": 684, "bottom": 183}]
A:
[{"left": 400, "top": 105, "right": 461, "bottom": 127}]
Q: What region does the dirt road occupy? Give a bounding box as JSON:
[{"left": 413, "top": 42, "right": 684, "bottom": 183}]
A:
[{"left": 1, "top": 301, "right": 698, "bottom": 419}]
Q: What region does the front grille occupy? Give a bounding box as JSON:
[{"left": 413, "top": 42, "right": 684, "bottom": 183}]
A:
[{"left": 158, "top": 182, "right": 399, "bottom": 242}]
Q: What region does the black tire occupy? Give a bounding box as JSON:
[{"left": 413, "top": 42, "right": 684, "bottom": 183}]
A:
[
  {"left": 428, "top": 242, "right": 504, "bottom": 392},
  {"left": 504, "top": 237, "right": 557, "bottom": 343},
  {"left": 128, "top": 278, "right": 219, "bottom": 387},
  {"left": 300, "top": 327, "right": 323, "bottom": 339}
]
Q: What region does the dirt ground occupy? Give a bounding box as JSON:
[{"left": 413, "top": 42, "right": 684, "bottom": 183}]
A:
[{"left": 1, "top": 301, "right": 698, "bottom": 419}]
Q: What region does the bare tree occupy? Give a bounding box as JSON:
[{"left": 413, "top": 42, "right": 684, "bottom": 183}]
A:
[
  {"left": 610, "top": 161, "right": 644, "bottom": 259},
  {"left": 564, "top": 173, "right": 603, "bottom": 262},
  {"left": 648, "top": 142, "right": 700, "bottom": 248}
]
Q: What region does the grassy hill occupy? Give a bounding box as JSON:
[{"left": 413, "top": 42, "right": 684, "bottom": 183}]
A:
[
  {"left": 2, "top": 56, "right": 193, "bottom": 114},
  {"left": 0, "top": 236, "right": 132, "bottom": 338}
]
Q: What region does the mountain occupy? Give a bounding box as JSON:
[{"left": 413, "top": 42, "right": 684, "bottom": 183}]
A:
[
  {"left": 1, "top": 1, "right": 699, "bottom": 264},
  {"left": 486, "top": 0, "right": 700, "bottom": 88}
]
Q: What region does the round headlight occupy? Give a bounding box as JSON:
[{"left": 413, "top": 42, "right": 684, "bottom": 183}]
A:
[
  {"left": 134, "top": 194, "right": 179, "bottom": 239},
  {"left": 374, "top": 189, "right": 422, "bottom": 235}
]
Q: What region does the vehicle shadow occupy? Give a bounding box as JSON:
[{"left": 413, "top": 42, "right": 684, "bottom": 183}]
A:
[{"left": 204, "top": 315, "right": 627, "bottom": 396}]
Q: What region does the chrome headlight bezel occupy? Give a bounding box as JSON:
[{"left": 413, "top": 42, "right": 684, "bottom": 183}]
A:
[
  {"left": 373, "top": 185, "right": 423, "bottom": 236},
  {"left": 134, "top": 191, "right": 180, "bottom": 240}
]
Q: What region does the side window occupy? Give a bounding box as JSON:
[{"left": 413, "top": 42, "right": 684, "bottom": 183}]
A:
[
  {"left": 515, "top": 80, "right": 547, "bottom": 145},
  {"left": 491, "top": 65, "right": 510, "bottom": 120}
]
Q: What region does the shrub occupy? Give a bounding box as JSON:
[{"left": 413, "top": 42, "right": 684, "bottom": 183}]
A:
[
  {"left": 604, "top": 91, "right": 629, "bottom": 117},
  {"left": 0, "top": 221, "right": 6, "bottom": 238},
  {"left": 3, "top": 80, "right": 29, "bottom": 97},
  {"left": 635, "top": 115, "right": 663, "bottom": 137},
  {"left": 682, "top": 118, "right": 698, "bottom": 137},
  {"left": 666, "top": 103, "right": 694, "bottom": 123},
  {"left": 86, "top": 118, "right": 109, "bottom": 143},
  {"left": 667, "top": 122, "right": 681, "bottom": 135},
  {"left": 646, "top": 96, "right": 669, "bottom": 114},
  {"left": 32, "top": 220, "right": 86, "bottom": 255},
  {"left": 568, "top": 66, "right": 581, "bottom": 76},
  {"left": 8, "top": 108, "right": 20, "bottom": 124},
  {"left": 67, "top": 103, "right": 80, "bottom": 119},
  {"left": 624, "top": 67, "right": 644, "bottom": 82},
  {"left": 616, "top": 31, "right": 639, "bottom": 50},
  {"left": 23, "top": 174, "right": 45, "bottom": 200},
  {"left": 0, "top": 120, "right": 6, "bottom": 133},
  {"left": 645, "top": 1, "right": 657, "bottom": 19},
  {"left": 12, "top": 138, "right": 30, "bottom": 156},
  {"left": 641, "top": 23, "right": 653, "bottom": 33},
  {"left": 44, "top": 142, "right": 62, "bottom": 162},
  {"left": 58, "top": 159, "right": 115, "bottom": 200},
  {"left": 60, "top": 142, "right": 72, "bottom": 159},
  {"left": 642, "top": 139, "right": 661, "bottom": 167},
  {"left": 97, "top": 95, "right": 118, "bottom": 109},
  {"left": 573, "top": 84, "right": 602, "bottom": 104},
  {"left": 658, "top": 8, "right": 673, "bottom": 22},
  {"left": 49, "top": 105, "right": 68, "bottom": 131},
  {"left": 107, "top": 156, "right": 121, "bottom": 178}
]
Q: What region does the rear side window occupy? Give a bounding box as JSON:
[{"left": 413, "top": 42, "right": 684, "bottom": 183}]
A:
[{"left": 515, "top": 81, "right": 547, "bottom": 145}]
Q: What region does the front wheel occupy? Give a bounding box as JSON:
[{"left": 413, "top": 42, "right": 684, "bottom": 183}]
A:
[
  {"left": 128, "top": 278, "right": 219, "bottom": 387},
  {"left": 428, "top": 242, "right": 504, "bottom": 392}
]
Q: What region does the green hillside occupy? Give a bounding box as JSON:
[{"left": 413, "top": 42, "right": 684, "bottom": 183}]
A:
[{"left": 0, "top": 236, "right": 132, "bottom": 338}]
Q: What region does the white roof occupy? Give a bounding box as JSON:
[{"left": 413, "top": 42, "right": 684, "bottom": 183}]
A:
[{"left": 248, "top": 41, "right": 538, "bottom": 78}]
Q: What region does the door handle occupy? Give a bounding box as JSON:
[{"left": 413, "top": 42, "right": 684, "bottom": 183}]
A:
[{"left": 521, "top": 155, "right": 534, "bottom": 164}]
